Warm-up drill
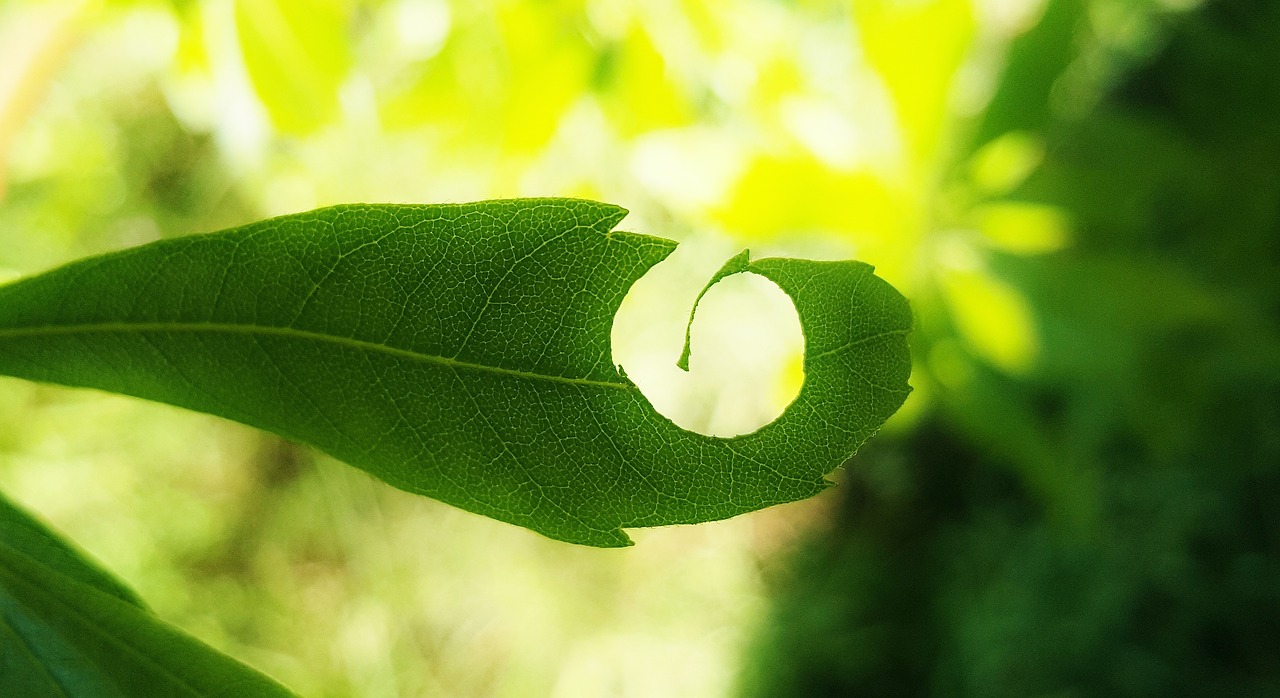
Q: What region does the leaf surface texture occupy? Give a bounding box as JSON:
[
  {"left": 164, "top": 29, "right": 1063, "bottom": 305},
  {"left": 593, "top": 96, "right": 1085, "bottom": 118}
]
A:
[{"left": 0, "top": 199, "right": 911, "bottom": 546}]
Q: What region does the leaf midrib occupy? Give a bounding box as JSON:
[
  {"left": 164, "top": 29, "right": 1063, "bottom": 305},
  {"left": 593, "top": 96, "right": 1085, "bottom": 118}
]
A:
[{"left": 0, "top": 322, "right": 633, "bottom": 391}]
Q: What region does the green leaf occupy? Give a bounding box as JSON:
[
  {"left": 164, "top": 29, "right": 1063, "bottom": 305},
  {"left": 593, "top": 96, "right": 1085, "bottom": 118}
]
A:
[
  {"left": 0, "top": 492, "right": 296, "bottom": 697},
  {"left": 0, "top": 199, "right": 912, "bottom": 547},
  {"left": 0, "top": 492, "right": 145, "bottom": 610}
]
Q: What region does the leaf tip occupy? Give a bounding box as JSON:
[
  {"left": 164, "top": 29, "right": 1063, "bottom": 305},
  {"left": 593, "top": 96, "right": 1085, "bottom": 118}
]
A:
[
  {"left": 581, "top": 528, "right": 634, "bottom": 548},
  {"left": 677, "top": 248, "right": 754, "bottom": 372},
  {"left": 580, "top": 198, "right": 629, "bottom": 232},
  {"left": 556, "top": 525, "right": 634, "bottom": 548},
  {"left": 606, "top": 528, "right": 635, "bottom": 547}
]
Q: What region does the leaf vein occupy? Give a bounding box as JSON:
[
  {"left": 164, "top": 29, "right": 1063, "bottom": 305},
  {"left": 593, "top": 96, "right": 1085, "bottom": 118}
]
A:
[{"left": 0, "top": 322, "right": 633, "bottom": 391}]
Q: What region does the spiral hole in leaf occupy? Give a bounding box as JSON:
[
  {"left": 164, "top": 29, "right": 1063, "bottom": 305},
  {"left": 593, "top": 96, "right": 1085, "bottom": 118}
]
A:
[{"left": 612, "top": 241, "right": 805, "bottom": 438}]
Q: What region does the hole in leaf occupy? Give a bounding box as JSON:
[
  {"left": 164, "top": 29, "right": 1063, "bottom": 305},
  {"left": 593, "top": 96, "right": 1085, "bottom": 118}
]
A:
[{"left": 612, "top": 239, "right": 805, "bottom": 438}]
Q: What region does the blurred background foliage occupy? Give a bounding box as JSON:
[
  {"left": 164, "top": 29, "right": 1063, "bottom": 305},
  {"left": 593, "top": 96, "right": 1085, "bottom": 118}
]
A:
[{"left": 0, "top": 0, "right": 1276, "bottom": 696}]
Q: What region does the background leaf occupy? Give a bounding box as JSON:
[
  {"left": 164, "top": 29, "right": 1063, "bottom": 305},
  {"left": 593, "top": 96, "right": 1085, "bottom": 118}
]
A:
[
  {"left": 0, "top": 491, "right": 295, "bottom": 697},
  {"left": 0, "top": 198, "right": 911, "bottom": 547},
  {"left": 745, "top": 2, "right": 1280, "bottom": 695}
]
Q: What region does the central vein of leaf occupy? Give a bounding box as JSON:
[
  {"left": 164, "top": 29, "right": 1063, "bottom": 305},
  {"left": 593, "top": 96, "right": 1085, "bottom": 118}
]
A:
[{"left": 0, "top": 322, "right": 634, "bottom": 391}]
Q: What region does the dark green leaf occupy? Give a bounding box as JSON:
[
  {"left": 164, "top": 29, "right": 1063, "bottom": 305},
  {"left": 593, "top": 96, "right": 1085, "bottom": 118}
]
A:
[
  {"left": 0, "top": 199, "right": 912, "bottom": 546},
  {"left": 0, "top": 492, "right": 296, "bottom": 697}
]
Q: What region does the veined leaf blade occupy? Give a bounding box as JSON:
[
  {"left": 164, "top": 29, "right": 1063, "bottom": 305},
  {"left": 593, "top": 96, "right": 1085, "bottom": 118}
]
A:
[{"left": 0, "top": 199, "right": 911, "bottom": 546}]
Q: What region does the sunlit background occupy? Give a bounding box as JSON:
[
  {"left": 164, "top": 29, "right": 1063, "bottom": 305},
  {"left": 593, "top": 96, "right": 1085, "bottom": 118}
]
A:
[{"left": 3, "top": 0, "right": 1278, "bottom": 695}]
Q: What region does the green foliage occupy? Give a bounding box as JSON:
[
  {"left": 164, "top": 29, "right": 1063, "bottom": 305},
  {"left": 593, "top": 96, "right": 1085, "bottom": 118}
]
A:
[
  {"left": 744, "top": 0, "right": 1280, "bottom": 695},
  {"left": 0, "top": 198, "right": 911, "bottom": 547},
  {"left": 14, "top": 0, "right": 1274, "bottom": 694},
  {"left": 0, "top": 491, "right": 295, "bottom": 696}
]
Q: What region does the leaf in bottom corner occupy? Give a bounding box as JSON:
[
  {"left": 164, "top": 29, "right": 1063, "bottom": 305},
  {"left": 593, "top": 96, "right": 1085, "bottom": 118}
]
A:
[{"left": 0, "top": 492, "right": 296, "bottom": 697}]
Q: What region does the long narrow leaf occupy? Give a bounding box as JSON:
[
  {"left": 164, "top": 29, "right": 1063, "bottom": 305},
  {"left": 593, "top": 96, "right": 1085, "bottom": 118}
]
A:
[{"left": 0, "top": 199, "right": 911, "bottom": 546}]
